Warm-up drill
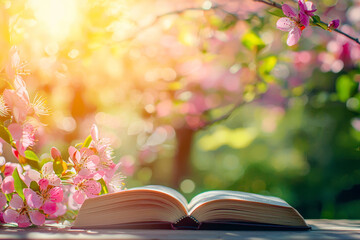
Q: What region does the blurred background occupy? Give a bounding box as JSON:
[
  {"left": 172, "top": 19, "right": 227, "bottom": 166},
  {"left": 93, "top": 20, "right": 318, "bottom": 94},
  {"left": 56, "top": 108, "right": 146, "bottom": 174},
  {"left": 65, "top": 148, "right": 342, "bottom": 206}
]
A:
[{"left": 0, "top": 0, "right": 359, "bottom": 219}]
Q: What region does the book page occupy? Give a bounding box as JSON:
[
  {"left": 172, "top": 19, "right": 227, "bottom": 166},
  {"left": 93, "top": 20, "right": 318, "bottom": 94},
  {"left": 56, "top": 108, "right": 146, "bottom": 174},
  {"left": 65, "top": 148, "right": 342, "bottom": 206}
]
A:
[
  {"left": 132, "top": 185, "right": 189, "bottom": 210},
  {"left": 188, "top": 190, "right": 291, "bottom": 213}
]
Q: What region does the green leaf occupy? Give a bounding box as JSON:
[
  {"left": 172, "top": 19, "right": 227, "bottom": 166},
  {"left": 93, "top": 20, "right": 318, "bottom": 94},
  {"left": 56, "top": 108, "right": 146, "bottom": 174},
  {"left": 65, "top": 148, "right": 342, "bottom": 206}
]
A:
[
  {"left": 13, "top": 168, "right": 27, "bottom": 200},
  {"left": 27, "top": 159, "right": 41, "bottom": 171},
  {"left": 5, "top": 193, "right": 13, "bottom": 202},
  {"left": 336, "top": 75, "right": 357, "bottom": 102},
  {"left": 24, "top": 150, "right": 41, "bottom": 170},
  {"left": 315, "top": 22, "right": 328, "bottom": 30},
  {"left": 53, "top": 159, "right": 64, "bottom": 175},
  {"left": 98, "top": 178, "right": 108, "bottom": 195},
  {"left": 241, "top": 31, "right": 266, "bottom": 52},
  {"left": 30, "top": 181, "right": 40, "bottom": 192},
  {"left": 312, "top": 15, "right": 321, "bottom": 23},
  {"left": 267, "top": 8, "right": 285, "bottom": 17},
  {"left": 83, "top": 135, "right": 93, "bottom": 148},
  {"left": 0, "top": 124, "right": 12, "bottom": 145},
  {"left": 74, "top": 143, "right": 83, "bottom": 148},
  {"left": 24, "top": 150, "right": 39, "bottom": 162}
]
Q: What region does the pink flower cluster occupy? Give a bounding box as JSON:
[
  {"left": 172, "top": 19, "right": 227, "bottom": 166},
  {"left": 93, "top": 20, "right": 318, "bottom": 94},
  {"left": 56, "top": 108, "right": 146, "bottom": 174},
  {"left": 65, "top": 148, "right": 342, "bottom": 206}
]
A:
[
  {"left": 276, "top": 0, "right": 339, "bottom": 46},
  {"left": 0, "top": 48, "right": 124, "bottom": 227},
  {"left": 276, "top": 0, "right": 317, "bottom": 46}
]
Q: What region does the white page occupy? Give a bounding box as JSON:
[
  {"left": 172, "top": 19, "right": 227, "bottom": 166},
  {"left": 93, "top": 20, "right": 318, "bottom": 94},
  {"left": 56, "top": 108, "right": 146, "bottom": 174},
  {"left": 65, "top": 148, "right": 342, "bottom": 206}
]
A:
[
  {"left": 188, "top": 190, "right": 291, "bottom": 213},
  {"left": 131, "top": 185, "right": 189, "bottom": 210}
]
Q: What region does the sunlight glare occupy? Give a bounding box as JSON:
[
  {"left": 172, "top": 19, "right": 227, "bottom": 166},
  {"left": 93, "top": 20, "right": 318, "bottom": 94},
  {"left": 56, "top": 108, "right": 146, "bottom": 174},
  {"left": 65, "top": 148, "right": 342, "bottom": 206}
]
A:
[{"left": 29, "top": 0, "right": 78, "bottom": 41}]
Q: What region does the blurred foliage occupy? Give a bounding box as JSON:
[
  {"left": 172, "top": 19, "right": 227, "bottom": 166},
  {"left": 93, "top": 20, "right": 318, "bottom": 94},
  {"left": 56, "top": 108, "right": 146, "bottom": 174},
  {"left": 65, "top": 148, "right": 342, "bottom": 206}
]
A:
[{"left": 0, "top": 0, "right": 359, "bottom": 219}]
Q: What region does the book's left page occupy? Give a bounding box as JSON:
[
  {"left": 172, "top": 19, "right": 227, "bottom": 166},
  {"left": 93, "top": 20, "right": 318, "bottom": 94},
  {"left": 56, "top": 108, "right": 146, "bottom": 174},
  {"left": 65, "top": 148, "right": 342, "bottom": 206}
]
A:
[{"left": 72, "top": 186, "right": 188, "bottom": 229}]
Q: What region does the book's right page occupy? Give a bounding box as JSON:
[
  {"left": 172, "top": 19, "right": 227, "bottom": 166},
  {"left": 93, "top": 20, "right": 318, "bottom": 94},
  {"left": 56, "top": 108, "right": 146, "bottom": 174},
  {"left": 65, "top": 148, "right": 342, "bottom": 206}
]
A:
[
  {"left": 188, "top": 190, "right": 290, "bottom": 212},
  {"left": 188, "top": 190, "right": 309, "bottom": 229}
]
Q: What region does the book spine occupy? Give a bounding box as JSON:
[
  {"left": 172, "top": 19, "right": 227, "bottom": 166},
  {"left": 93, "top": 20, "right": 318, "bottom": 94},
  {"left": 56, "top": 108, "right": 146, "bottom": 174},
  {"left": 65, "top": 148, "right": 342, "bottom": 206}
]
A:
[{"left": 171, "top": 216, "right": 200, "bottom": 230}]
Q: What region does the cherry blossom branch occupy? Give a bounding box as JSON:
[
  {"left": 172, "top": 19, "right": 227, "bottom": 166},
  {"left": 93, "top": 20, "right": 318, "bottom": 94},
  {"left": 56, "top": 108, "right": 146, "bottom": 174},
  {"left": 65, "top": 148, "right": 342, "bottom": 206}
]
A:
[
  {"left": 253, "top": 0, "right": 360, "bottom": 45},
  {"left": 118, "top": 4, "right": 238, "bottom": 43}
]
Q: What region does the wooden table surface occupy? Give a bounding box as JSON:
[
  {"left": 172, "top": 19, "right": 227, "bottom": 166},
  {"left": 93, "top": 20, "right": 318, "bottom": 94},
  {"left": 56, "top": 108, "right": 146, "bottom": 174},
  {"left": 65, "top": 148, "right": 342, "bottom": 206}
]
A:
[{"left": 0, "top": 220, "right": 360, "bottom": 240}]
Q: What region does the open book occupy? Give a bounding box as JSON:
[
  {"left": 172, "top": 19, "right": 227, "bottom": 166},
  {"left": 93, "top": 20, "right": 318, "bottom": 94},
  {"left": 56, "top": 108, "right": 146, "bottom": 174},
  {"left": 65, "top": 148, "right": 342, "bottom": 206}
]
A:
[{"left": 72, "top": 185, "right": 310, "bottom": 230}]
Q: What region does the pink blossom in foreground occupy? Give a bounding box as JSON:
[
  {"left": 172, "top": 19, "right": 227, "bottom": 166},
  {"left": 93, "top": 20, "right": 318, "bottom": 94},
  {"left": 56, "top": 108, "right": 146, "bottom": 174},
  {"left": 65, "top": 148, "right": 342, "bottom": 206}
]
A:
[
  {"left": 24, "top": 179, "right": 63, "bottom": 215},
  {"left": 276, "top": 4, "right": 309, "bottom": 46},
  {"left": 3, "top": 194, "right": 45, "bottom": 227},
  {"left": 68, "top": 146, "right": 100, "bottom": 177},
  {"left": 72, "top": 175, "right": 101, "bottom": 204}
]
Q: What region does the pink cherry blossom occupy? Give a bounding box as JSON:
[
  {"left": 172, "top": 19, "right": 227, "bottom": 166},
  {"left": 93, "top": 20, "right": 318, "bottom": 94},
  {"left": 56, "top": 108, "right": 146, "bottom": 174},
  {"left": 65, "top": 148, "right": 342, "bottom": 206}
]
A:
[
  {"left": 8, "top": 123, "right": 35, "bottom": 156},
  {"left": 276, "top": 4, "right": 308, "bottom": 46},
  {"left": 68, "top": 146, "right": 100, "bottom": 177},
  {"left": 3, "top": 194, "right": 45, "bottom": 227},
  {"left": 24, "top": 180, "right": 63, "bottom": 215},
  {"left": 72, "top": 175, "right": 101, "bottom": 204}
]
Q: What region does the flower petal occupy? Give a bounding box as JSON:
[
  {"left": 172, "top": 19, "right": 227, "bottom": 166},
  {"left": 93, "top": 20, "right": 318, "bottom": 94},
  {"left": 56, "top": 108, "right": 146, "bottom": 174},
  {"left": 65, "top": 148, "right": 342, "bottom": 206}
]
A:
[
  {"left": 39, "top": 178, "right": 49, "bottom": 191},
  {"left": 83, "top": 180, "right": 101, "bottom": 197},
  {"left": 299, "top": 11, "right": 309, "bottom": 27},
  {"left": 46, "top": 174, "right": 61, "bottom": 186},
  {"left": 29, "top": 210, "right": 45, "bottom": 226},
  {"left": 17, "top": 213, "right": 32, "bottom": 227},
  {"left": 282, "top": 4, "right": 297, "bottom": 18},
  {"left": 24, "top": 188, "right": 43, "bottom": 209},
  {"left": 51, "top": 147, "right": 62, "bottom": 160},
  {"left": 287, "top": 26, "right": 302, "bottom": 46},
  {"left": 305, "top": 1, "right": 317, "bottom": 13},
  {"left": 91, "top": 124, "right": 99, "bottom": 141},
  {"left": 10, "top": 194, "right": 24, "bottom": 209},
  {"left": 7, "top": 123, "right": 23, "bottom": 141},
  {"left": 298, "top": 0, "right": 306, "bottom": 13},
  {"left": 49, "top": 187, "right": 63, "bottom": 203},
  {"left": 277, "top": 18, "right": 295, "bottom": 32},
  {"left": 73, "top": 190, "right": 86, "bottom": 204},
  {"left": 3, "top": 209, "right": 19, "bottom": 223},
  {"left": 41, "top": 162, "right": 54, "bottom": 176},
  {"left": 42, "top": 201, "right": 57, "bottom": 215},
  {"left": 0, "top": 192, "right": 7, "bottom": 209},
  {"left": 2, "top": 176, "right": 15, "bottom": 194},
  {"left": 69, "top": 146, "right": 80, "bottom": 163},
  {"left": 24, "top": 169, "right": 41, "bottom": 186}
]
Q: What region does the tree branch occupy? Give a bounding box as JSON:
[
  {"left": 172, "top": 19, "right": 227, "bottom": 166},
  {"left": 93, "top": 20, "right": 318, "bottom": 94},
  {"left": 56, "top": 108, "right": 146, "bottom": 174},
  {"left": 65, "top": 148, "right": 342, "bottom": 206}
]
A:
[
  {"left": 199, "top": 101, "right": 245, "bottom": 130},
  {"left": 253, "top": 0, "right": 360, "bottom": 45},
  {"left": 253, "top": 0, "right": 282, "bottom": 9}
]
